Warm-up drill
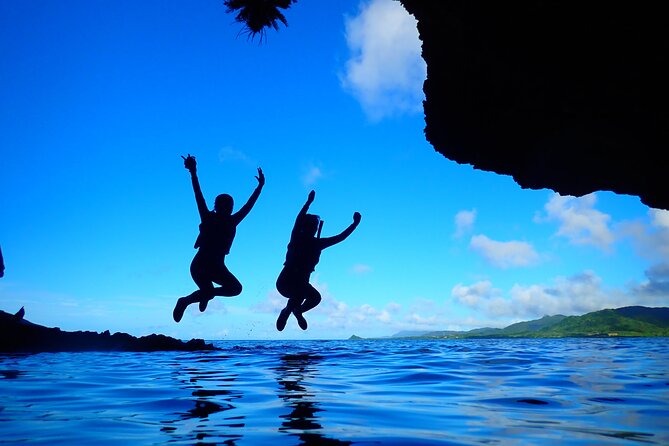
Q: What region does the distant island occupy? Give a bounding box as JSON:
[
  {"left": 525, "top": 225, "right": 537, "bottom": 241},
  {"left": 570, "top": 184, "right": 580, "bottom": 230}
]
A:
[
  {"left": 0, "top": 308, "right": 218, "bottom": 353},
  {"left": 350, "top": 306, "right": 669, "bottom": 340}
]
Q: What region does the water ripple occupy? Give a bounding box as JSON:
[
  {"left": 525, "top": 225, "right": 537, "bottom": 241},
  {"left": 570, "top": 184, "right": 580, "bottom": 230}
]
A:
[{"left": 0, "top": 338, "right": 667, "bottom": 445}]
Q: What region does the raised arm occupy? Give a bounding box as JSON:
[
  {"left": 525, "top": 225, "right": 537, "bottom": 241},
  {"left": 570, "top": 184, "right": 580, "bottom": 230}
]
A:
[
  {"left": 233, "top": 167, "right": 265, "bottom": 224},
  {"left": 319, "top": 212, "right": 361, "bottom": 249},
  {"left": 291, "top": 190, "right": 315, "bottom": 237},
  {"left": 182, "top": 154, "right": 209, "bottom": 222}
]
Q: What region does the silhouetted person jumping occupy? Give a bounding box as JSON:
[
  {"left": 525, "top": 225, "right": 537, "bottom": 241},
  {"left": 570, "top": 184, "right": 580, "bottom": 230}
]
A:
[
  {"left": 276, "top": 190, "right": 361, "bottom": 331},
  {"left": 173, "top": 154, "right": 265, "bottom": 323}
]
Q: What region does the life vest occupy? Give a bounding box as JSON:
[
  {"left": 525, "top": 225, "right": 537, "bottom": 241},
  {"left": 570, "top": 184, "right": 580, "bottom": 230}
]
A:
[
  {"left": 194, "top": 211, "right": 236, "bottom": 256},
  {"left": 284, "top": 236, "right": 321, "bottom": 273}
]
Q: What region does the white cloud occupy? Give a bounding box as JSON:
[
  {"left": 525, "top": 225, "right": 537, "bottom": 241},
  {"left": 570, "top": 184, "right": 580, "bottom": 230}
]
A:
[
  {"left": 302, "top": 164, "right": 323, "bottom": 186},
  {"left": 341, "top": 0, "right": 426, "bottom": 121},
  {"left": 250, "top": 277, "right": 401, "bottom": 335},
  {"left": 617, "top": 208, "right": 669, "bottom": 263},
  {"left": 407, "top": 312, "right": 439, "bottom": 325},
  {"left": 451, "top": 270, "right": 664, "bottom": 321},
  {"left": 408, "top": 296, "right": 437, "bottom": 313},
  {"left": 251, "top": 290, "right": 286, "bottom": 313},
  {"left": 506, "top": 272, "right": 609, "bottom": 317},
  {"left": 630, "top": 262, "right": 669, "bottom": 301},
  {"left": 299, "top": 279, "right": 410, "bottom": 331},
  {"left": 451, "top": 280, "right": 498, "bottom": 307},
  {"left": 193, "top": 298, "right": 228, "bottom": 318},
  {"left": 537, "top": 193, "right": 615, "bottom": 252},
  {"left": 469, "top": 235, "right": 539, "bottom": 269},
  {"left": 351, "top": 263, "right": 373, "bottom": 274},
  {"left": 385, "top": 302, "right": 401, "bottom": 313},
  {"left": 454, "top": 209, "right": 476, "bottom": 238},
  {"left": 377, "top": 309, "right": 392, "bottom": 322},
  {"left": 218, "top": 146, "right": 251, "bottom": 164},
  {"left": 647, "top": 209, "right": 669, "bottom": 259},
  {"left": 651, "top": 208, "right": 669, "bottom": 229}
]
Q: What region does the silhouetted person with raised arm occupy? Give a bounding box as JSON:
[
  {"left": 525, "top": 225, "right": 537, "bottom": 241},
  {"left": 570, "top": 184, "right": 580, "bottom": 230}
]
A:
[
  {"left": 173, "top": 154, "right": 265, "bottom": 323},
  {"left": 0, "top": 245, "right": 4, "bottom": 278},
  {"left": 276, "top": 190, "right": 361, "bottom": 331}
]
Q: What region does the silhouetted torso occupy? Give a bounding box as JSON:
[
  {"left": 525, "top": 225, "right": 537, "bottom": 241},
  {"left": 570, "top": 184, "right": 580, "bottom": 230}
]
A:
[
  {"left": 195, "top": 212, "right": 236, "bottom": 257},
  {"left": 284, "top": 233, "right": 321, "bottom": 273}
]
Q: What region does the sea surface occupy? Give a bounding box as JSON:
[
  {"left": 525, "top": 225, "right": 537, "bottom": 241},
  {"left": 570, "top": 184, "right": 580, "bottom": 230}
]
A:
[{"left": 0, "top": 338, "right": 668, "bottom": 445}]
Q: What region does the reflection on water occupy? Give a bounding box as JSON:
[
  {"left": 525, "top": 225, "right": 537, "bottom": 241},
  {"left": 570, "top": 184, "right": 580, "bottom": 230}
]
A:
[
  {"left": 273, "top": 353, "right": 352, "bottom": 445},
  {"left": 276, "top": 353, "right": 322, "bottom": 431},
  {"left": 0, "top": 369, "right": 24, "bottom": 379},
  {"left": 161, "top": 355, "right": 245, "bottom": 445}
]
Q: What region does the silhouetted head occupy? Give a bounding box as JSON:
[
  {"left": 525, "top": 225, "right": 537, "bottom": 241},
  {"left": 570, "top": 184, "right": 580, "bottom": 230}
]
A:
[
  {"left": 214, "top": 194, "right": 234, "bottom": 215},
  {"left": 302, "top": 214, "right": 321, "bottom": 237}
]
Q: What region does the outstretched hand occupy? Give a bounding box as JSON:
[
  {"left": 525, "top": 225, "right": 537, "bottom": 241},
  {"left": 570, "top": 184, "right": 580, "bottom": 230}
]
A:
[
  {"left": 255, "top": 167, "right": 265, "bottom": 186},
  {"left": 353, "top": 212, "right": 362, "bottom": 224},
  {"left": 182, "top": 154, "right": 197, "bottom": 173}
]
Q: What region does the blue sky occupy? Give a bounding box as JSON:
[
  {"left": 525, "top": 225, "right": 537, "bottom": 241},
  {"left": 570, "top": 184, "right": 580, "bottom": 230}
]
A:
[{"left": 1, "top": 0, "right": 667, "bottom": 341}]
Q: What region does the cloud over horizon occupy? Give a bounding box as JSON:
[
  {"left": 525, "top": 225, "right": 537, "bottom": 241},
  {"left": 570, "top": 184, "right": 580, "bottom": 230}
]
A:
[
  {"left": 469, "top": 235, "right": 540, "bottom": 269},
  {"left": 451, "top": 266, "right": 668, "bottom": 322},
  {"left": 536, "top": 193, "right": 615, "bottom": 252}
]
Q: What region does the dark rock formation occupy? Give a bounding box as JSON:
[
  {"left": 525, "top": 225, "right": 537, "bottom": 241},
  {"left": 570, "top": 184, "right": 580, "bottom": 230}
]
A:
[
  {"left": 0, "top": 309, "right": 218, "bottom": 353},
  {"left": 222, "top": 1, "right": 668, "bottom": 209},
  {"left": 399, "top": 0, "right": 668, "bottom": 210}
]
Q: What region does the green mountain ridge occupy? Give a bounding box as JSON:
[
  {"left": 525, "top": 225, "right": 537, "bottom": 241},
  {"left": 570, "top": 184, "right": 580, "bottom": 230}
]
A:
[{"left": 349, "top": 306, "right": 669, "bottom": 340}]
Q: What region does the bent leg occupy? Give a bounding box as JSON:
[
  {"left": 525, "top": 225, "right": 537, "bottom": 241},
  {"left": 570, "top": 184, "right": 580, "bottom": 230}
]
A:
[
  {"left": 188, "top": 253, "right": 242, "bottom": 313},
  {"left": 174, "top": 253, "right": 215, "bottom": 322},
  {"left": 190, "top": 252, "right": 216, "bottom": 312},
  {"left": 300, "top": 284, "right": 322, "bottom": 314},
  {"left": 201, "top": 264, "right": 242, "bottom": 312},
  {"left": 275, "top": 268, "right": 307, "bottom": 331},
  {"left": 173, "top": 289, "right": 205, "bottom": 322},
  {"left": 290, "top": 284, "right": 320, "bottom": 331},
  {"left": 276, "top": 296, "right": 303, "bottom": 332},
  {"left": 211, "top": 259, "right": 242, "bottom": 297},
  {"left": 200, "top": 272, "right": 241, "bottom": 312}
]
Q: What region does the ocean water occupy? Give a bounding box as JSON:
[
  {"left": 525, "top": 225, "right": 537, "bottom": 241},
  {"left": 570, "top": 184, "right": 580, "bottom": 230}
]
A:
[{"left": 0, "top": 338, "right": 667, "bottom": 445}]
